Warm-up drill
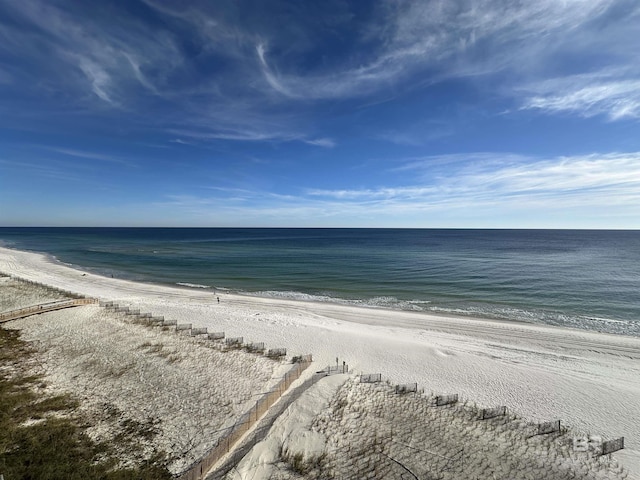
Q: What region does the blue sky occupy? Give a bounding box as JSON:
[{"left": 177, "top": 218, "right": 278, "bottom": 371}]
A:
[{"left": 1, "top": 0, "right": 639, "bottom": 228}]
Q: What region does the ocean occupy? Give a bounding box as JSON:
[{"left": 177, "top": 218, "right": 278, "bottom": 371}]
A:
[{"left": 0, "top": 227, "right": 638, "bottom": 336}]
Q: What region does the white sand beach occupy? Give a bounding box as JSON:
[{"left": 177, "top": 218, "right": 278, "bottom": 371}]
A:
[{"left": 1, "top": 245, "right": 639, "bottom": 478}]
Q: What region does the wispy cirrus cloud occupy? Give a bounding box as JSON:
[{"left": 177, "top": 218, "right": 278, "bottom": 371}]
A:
[
  {"left": 303, "top": 138, "right": 336, "bottom": 148},
  {"left": 45, "top": 147, "right": 137, "bottom": 167},
  {"left": 169, "top": 128, "right": 295, "bottom": 143},
  {"left": 256, "top": 43, "right": 297, "bottom": 99},
  {"left": 0, "top": 0, "right": 310, "bottom": 143},
  {"left": 251, "top": 0, "right": 632, "bottom": 102},
  {"left": 308, "top": 152, "right": 640, "bottom": 209},
  {"left": 169, "top": 123, "right": 335, "bottom": 147},
  {"left": 520, "top": 71, "right": 640, "bottom": 120},
  {"left": 1, "top": 0, "right": 638, "bottom": 159},
  {"left": 0, "top": 1, "right": 181, "bottom": 105},
  {"left": 76, "top": 57, "right": 114, "bottom": 104},
  {"left": 141, "top": 151, "right": 640, "bottom": 227},
  {"left": 246, "top": 0, "right": 640, "bottom": 130},
  {"left": 0, "top": 157, "right": 91, "bottom": 184}
]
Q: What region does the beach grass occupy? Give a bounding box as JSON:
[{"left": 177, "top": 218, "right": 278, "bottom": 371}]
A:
[{"left": 0, "top": 326, "right": 171, "bottom": 480}]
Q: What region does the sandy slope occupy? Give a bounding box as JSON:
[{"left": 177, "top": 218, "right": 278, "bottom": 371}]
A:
[
  {"left": 239, "top": 376, "right": 627, "bottom": 479},
  {"left": 1, "top": 246, "right": 638, "bottom": 477}
]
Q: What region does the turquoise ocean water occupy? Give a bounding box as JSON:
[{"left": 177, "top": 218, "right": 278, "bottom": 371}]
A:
[{"left": 0, "top": 228, "right": 638, "bottom": 336}]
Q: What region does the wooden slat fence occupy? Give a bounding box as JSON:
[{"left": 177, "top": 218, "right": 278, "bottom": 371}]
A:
[
  {"left": 435, "top": 394, "right": 459, "bottom": 406},
  {"left": 537, "top": 420, "right": 561, "bottom": 435},
  {"left": 174, "top": 356, "right": 312, "bottom": 480},
  {"left": 481, "top": 406, "right": 507, "bottom": 420},
  {"left": 360, "top": 373, "right": 382, "bottom": 383}
]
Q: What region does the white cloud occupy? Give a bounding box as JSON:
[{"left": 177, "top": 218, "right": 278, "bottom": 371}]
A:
[
  {"left": 76, "top": 57, "right": 114, "bottom": 104},
  {"left": 2, "top": 0, "right": 638, "bottom": 145},
  {"left": 521, "top": 72, "right": 640, "bottom": 120},
  {"left": 308, "top": 152, "right": 640, "bottom": 209},
  {"left": 167, "top": 126, "right": 300, "bottom": 143},
  {"left": 249, "top": 0, "right": 628, "bottom": 101},
  {"left": 146, "top": 152, "right": 640, "bottom": 227},
  {"left": 453, "top": 154, "right": 640, "bottom": 210},
  {"left": 304, "top": 138, "right": 336, "bottom": 148},
  {"left": 123, "top": 53, "right": 160, "bottom": 95},
  {"left": 0, "top": 0, "right": 182, "bottom": 105},
  {"left": 256, "top": 44, "right": 297, "bottom": 98},
  {"left": 46, "top": 147, "right": 135, "bottom": 167}
]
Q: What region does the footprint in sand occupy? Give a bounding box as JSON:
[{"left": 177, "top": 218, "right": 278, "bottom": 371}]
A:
[{"left": 435, "top": 349, "right": 455, "bottom": 357}]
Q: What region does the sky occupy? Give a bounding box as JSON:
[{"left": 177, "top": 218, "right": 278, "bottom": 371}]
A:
[{"left": 0, "top": 0, "right": 639, "bottom": 228}]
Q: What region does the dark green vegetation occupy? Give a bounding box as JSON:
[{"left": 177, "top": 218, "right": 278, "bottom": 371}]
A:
[{"left": 0, "top": 326, "right": 171, "bottom": 480}]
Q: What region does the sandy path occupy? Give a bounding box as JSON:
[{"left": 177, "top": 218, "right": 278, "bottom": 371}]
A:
[{"left": 1, "top": 246, "right": 638, "bottom": 477}]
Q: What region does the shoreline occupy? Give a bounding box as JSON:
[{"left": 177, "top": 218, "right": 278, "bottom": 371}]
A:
[
  {"left": 1, "top": 244, "right": 633, "bottom": 339},
  {"left": 1, "top": 244, "right": 640, "bottom": 477},
  {"left": 0, "top": 245, "right": 561, "bottom": 340},
  {"left": 0, "top": 244, "right": 539, "bottom": 325}
]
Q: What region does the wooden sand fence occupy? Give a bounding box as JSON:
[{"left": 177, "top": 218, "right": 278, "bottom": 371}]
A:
[{"left": 175, "top": 355, "right": 313, "bottom": 480}]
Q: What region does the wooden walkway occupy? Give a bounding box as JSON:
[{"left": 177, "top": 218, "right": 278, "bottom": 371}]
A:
[{"left": 0, "top": 298, "right": 98, "bottom": 324}]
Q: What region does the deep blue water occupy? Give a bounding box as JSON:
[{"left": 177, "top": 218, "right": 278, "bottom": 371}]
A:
[{"left": 1, "top": 228, "right": 639, "bottom": 336}]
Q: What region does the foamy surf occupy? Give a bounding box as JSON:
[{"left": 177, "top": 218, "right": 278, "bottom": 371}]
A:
[{"left": 176, "top": 282, "right": 211, "bottom": 289}]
